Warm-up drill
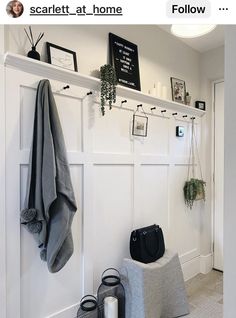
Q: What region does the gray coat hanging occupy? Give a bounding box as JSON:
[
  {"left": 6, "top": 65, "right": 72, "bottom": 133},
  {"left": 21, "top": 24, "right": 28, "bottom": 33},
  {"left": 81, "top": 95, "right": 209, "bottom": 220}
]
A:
[{"left": 20, "top": 79, "right": 77, "bottom": 273}]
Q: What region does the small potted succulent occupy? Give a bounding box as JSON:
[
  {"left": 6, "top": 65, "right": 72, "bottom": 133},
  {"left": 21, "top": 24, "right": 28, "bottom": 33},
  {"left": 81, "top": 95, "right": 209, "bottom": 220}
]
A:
[{"left": 100, "top": 64, "right": 117, "bottom": 116}]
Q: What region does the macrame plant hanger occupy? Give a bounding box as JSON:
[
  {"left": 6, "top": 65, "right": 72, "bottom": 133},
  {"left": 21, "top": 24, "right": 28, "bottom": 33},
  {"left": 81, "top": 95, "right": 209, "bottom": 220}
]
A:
[{"left": 184, "top": 118, "right": 206, "bottom": 209}]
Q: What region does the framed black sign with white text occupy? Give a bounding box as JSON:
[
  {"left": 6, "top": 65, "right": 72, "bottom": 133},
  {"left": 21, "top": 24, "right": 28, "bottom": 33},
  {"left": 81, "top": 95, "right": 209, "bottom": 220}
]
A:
[{"left": 109, "top": 33, "right": 141, "bottom": 91}]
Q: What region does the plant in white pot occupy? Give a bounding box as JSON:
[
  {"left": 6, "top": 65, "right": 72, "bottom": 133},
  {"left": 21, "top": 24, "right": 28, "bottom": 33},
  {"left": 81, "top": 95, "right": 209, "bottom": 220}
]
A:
[{"left": 183, "top": 118, "right": 206, "bottom": 209}]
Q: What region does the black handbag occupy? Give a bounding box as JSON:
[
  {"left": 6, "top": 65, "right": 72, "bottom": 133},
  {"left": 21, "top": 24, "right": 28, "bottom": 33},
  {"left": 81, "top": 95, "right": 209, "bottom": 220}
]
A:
[{"left": 130, "top": 224, "right": 165, "bottom": 264}]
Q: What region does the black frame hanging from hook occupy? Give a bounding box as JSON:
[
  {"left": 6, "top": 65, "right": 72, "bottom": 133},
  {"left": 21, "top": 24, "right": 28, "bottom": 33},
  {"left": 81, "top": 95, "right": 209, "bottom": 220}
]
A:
[{"left": 132, "top": 104, "right": 148, "bottom": 137}]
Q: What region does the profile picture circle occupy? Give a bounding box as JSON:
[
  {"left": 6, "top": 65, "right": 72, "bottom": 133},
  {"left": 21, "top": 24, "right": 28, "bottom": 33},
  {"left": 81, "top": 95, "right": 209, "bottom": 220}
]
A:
[{"left": 6, "top": 0, "right": 24, "bottom": 18}]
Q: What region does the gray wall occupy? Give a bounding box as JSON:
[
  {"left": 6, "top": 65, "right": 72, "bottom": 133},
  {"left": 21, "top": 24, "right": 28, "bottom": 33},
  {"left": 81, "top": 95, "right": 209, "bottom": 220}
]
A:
[{"left": 224, "top": 25, "right": 236, "bottom": 317}]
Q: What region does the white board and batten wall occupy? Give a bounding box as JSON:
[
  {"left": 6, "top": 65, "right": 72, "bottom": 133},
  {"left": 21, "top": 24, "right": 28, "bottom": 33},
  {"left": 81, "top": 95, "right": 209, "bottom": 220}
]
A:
[{"left": 4, "top": 53, "right": 207, "bottom": 318}]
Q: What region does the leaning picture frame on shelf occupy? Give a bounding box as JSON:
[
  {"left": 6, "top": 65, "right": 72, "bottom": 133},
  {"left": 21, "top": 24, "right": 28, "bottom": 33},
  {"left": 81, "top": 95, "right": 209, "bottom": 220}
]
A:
[
  {"left": 170, "top": 77, "right": 186, "bottom": 104},
  {"left": 46, "top": 42, "right": 78, "bottom": 72},
  {"left": 195, "top": 100, "right": 206, "bottom": 111}
]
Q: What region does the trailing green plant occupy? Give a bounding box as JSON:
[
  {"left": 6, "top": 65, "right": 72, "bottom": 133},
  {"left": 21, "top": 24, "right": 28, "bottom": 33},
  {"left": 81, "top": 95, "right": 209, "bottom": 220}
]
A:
[
  {"left": 100, "top": 64, "right": 117, "bottom": 116},
  {"left": 184, "top": 178, "right": 206, "bottom": 209},
  {"left": 183, "top": 118, "right": 206, "bottom": 209}
]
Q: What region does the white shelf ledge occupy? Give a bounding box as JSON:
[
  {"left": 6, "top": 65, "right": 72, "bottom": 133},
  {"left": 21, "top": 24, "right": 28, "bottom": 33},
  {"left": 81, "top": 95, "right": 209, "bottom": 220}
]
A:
[{"left": 4, "top": 52, "right": 205, "bottom": 117}]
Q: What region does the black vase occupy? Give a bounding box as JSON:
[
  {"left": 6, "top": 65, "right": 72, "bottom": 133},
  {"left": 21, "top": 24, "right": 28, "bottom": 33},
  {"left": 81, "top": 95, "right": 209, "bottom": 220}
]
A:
[{"left": 27, "top": 47, "right": 40, "bottom": 60}]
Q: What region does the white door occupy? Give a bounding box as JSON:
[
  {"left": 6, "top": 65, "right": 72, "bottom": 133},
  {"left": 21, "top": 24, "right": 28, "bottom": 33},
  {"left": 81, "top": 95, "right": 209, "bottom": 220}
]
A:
[{"left": 213, "top": 81, "right": 224, "bottom": 271}]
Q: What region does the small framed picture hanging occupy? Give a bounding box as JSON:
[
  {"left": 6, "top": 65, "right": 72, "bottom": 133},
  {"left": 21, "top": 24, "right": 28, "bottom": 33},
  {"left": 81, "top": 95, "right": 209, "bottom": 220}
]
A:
[
  {"left": 46, "top": 42, "right": 78, "bottom": 72},
  {"left": 132, "top": 114, "right": 148, "bottom": 137},
  {"left": 170, "top": 77, "right": 186, "bottom": 104},
  {"left": 109, "top": 33, "right": 141, "bottom": 91},
  {"left": 195, "top": 100, "right": 206, "bottom": 111}
]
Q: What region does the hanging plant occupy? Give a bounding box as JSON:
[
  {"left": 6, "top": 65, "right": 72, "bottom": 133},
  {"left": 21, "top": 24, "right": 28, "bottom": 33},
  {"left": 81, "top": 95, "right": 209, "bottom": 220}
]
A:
[
  {"left": 184, "top": 178, "right": 206, "bottom": 209},
  {"left": 183, "top": 118, "right": 206, "bottom": 209},
  {"left": 100, "top": 64, "right": 117, "bottom": 116}
]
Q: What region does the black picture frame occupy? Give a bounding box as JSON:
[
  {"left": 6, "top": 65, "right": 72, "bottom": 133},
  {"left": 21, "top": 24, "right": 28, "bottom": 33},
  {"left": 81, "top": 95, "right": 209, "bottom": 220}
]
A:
[
  {"left": 132, "top": 114, "right": 148, "bottom": 137},
  {"left": 195, "top": 100, "right": 206, "bottom": 111},
  {"left": 109, "top": 33, "right": 141, "bottom": 91},
  {"left": 46, "top": 42, "right": 78, "bottom": 72},
  {"left": 170, "top": 77, "right": 186, "bottom": 104}
]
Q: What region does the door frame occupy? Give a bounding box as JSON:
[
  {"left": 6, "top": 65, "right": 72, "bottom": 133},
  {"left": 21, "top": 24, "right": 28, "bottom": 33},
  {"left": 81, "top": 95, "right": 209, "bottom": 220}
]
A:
[
  {"left": 0, "top": 27, "right": 7, "bottom": 318},
  {"left": 0, "top": 59, "right": 6, "bottom": 318},
  {"left": 212, "top": 78, "right": 224, "bottom": 271}
]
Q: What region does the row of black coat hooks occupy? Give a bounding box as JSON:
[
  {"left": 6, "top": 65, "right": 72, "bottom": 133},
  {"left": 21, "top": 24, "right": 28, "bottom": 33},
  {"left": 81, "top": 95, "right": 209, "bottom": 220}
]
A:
[
  {"left": 136, "top": 104, "right": 196, "bottom": 120},
  {"left": 62, "top": 85, "right": 196, "bottom": 120}
]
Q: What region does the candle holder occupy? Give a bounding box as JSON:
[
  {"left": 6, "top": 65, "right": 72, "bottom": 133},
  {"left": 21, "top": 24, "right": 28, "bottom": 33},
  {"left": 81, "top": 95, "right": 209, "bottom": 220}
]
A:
[
  {"left": 77, "top": 295, "right": 99, "bottom": 318},
  {"left": 97, "top": 268, "right": 125, "bottom": 318}
]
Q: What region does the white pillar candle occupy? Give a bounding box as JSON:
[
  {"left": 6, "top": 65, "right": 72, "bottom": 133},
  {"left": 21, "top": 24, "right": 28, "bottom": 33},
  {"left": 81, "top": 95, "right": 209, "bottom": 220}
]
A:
[
  {"left": 151, "top": 84, "right": 156, "bottom": 96},
  {"left": 104, "top": 296, "right": 118, "bottom": 318},
  {"left": 156, "top": 81, "right": 162, "bottom": 97},
  {"left": 162, "top": 85, "right": 167, "bottom": 100}
]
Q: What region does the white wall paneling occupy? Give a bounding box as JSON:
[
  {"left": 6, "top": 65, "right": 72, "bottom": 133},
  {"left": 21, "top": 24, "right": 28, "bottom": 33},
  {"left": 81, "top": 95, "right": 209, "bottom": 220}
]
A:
[
  {"left": 5, "top": 70, "right": 85, "bottom": 318},
  {"left": 4, "top": 54, "right": 206, "bottom": 318}
]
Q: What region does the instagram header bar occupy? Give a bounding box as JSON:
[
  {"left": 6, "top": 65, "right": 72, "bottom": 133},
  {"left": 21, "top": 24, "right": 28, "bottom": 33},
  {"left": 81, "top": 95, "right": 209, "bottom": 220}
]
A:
[{"left": 0, "top": 0, "right": 234, "bottom": 24}]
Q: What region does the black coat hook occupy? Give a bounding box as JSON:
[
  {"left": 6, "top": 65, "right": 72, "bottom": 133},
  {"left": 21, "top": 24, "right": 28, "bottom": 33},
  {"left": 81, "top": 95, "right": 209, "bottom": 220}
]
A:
[
  {"left": 172, "top": 112, "right": 178, "bottom": 116},
  {"left": 151, "top": 107, "right": 156, "bottom": 111},
  {"left": 161, "top": 110, "right": 166, "bottom": 113},
  {"left": 87, "top": 91, "right": 93, "bottom": 95},
  {"left": 190, "top": 116, "right": 196, "bottom": 120},
  {"left": 137, "top": 104, "right": 142, "bottom": 108},
  {"left": 63, "top": 85, "right": 70, "bottom": 90},
  {"left": 183, "top": 115, "right": 188, "bottom": 118},
  {"left": 121, "top": 100, "right": 127, "bottom": 104}
]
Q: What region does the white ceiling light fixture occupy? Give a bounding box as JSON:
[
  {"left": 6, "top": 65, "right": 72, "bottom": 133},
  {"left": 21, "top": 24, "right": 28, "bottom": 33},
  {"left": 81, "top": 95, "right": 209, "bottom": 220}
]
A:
[{"left": 171, "top": 25, "right": 217, "bottom": 38}]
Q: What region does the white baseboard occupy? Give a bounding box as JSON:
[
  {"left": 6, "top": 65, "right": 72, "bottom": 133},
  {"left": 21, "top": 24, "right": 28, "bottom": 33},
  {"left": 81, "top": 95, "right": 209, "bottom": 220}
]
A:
[
  {"left": 181, "top": 256, "right": 200, "bottom": 281},
  {"left": 181, "top": 254, "right": 213, "bottom": 281},
  {"left": 200, "top": 253, "right": 213, "bottom": 274},
  {"left": 46, "top": 303, "right": 79, "bottom": 318}
]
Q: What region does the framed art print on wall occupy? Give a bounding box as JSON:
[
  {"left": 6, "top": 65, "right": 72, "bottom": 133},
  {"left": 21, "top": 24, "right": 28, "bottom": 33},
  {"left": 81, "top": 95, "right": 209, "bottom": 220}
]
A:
[
  {"left": 132, "top": 114, "right": 148, "bottom": 137},
  {"left": 170, "top": 77, "right": 186, "bottom": 104},
  {"left": 46, "top": 42, "right": 78, "bottom": 72}
]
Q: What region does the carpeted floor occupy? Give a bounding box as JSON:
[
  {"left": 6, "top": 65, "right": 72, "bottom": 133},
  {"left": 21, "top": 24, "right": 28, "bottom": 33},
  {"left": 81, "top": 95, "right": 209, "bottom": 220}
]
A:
[{"left": 185, "top": 270, "right": 223, "bottom": 318}]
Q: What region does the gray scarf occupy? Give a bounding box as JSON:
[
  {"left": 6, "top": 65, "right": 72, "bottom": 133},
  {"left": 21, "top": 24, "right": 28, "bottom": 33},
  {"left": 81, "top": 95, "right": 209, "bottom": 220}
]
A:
[{"left": 20, "top": 79, "right": 77, "bottom": 273}]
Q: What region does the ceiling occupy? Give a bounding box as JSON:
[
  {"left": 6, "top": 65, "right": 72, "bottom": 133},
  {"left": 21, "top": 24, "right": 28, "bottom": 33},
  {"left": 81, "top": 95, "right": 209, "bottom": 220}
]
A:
[{"left": 158, "top": 25, "right": 225, "bottom": 53}]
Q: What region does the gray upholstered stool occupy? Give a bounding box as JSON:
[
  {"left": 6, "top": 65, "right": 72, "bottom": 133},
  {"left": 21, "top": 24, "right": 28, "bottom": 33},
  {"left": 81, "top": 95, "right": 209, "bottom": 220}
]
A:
[{"left": 121, "top": 250, "right": 189, "bottom": 318}]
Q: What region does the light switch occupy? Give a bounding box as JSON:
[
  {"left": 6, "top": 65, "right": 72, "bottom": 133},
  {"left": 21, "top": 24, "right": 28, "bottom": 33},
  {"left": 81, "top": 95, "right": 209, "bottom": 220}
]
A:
[{"left": 176, "top": 126, "right": 184, "bottom": 137}]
